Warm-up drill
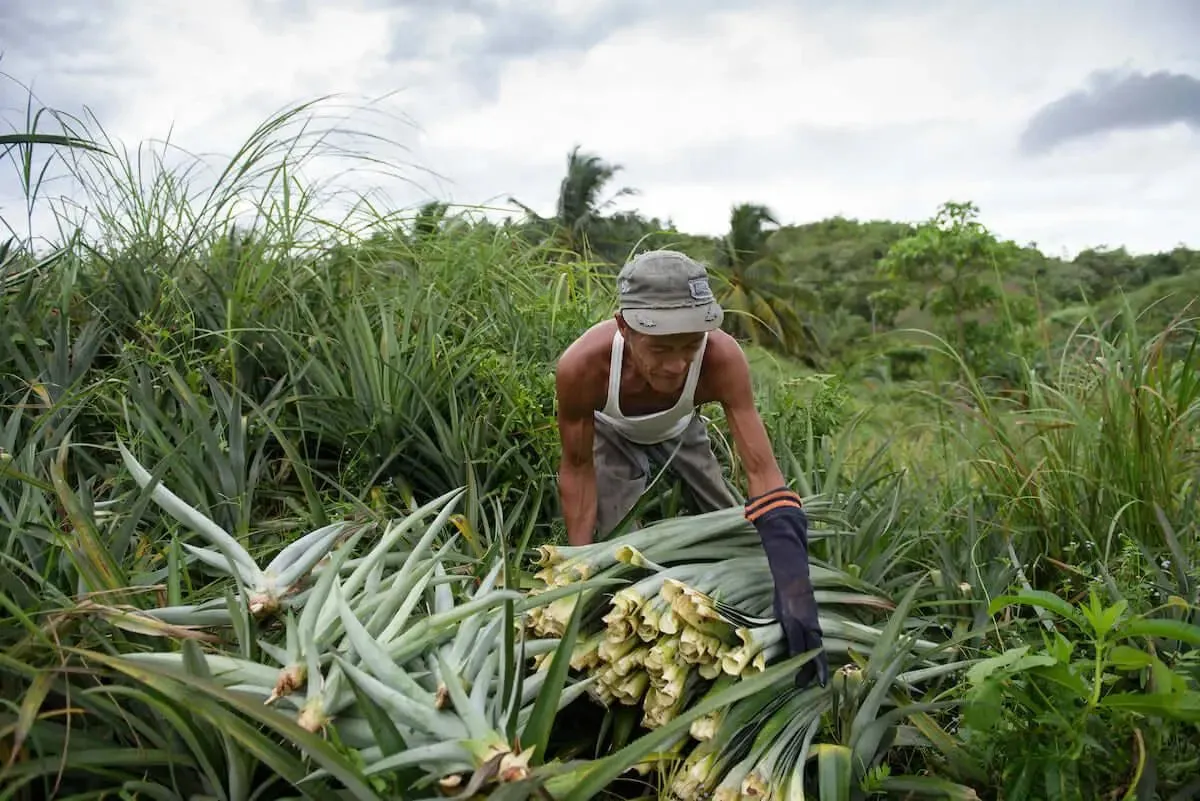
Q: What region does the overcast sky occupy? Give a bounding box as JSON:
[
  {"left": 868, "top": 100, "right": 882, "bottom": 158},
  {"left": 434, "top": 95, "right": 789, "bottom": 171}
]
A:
[{"left": 2, "top": 0, "right": 1198, "bottom": 258}]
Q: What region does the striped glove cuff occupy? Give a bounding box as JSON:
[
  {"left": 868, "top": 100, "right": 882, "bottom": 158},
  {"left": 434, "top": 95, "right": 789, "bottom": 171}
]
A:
[{"left": 744, "top": 486, "right": 803, "bottom": 523}]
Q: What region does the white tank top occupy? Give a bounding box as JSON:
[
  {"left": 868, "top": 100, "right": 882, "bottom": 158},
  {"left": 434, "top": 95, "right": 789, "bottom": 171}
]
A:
[{"left": 594, "top": 330, "right": 708, "bottom": 445}]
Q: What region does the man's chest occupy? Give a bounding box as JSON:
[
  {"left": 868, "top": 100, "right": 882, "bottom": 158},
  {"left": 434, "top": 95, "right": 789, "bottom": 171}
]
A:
[{"left": 600, "top": 372, "right": 719, "bottom": 415}]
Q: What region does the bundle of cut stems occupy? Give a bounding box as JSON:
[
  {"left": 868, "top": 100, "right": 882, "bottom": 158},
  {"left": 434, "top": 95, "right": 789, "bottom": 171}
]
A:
[{"left": 525, "top": 506, "right": 911, "bottom": 737}]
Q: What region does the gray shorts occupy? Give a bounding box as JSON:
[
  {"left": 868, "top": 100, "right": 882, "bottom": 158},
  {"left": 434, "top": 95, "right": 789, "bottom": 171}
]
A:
[{"left": 593, "top": 412, "right": 741, "bottom": 539}]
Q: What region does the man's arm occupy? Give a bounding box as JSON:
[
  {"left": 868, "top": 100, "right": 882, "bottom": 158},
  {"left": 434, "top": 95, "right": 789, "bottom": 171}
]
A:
[
  {"left": 714, "top": 336, "right": 829, "bottom": 688},
  {"left": 556, "top": 357, "right": 598, "bottom": 546},
  {"left": 716, "top": 342, "right": 786, "bottom": 497}
]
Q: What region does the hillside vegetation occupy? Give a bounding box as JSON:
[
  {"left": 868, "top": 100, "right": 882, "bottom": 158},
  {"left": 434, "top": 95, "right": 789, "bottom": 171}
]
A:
[{"left": 2, "top": 97, "right": 1199, "bottom": 800}]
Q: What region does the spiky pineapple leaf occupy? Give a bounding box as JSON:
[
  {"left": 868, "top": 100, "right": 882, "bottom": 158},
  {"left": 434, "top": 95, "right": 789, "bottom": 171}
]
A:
[{"left": 80, "top": 648, "right": 385, "bottom": 800}]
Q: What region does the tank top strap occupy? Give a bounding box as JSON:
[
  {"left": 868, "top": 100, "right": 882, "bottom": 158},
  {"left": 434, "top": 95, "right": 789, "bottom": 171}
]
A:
[
  {"left": 678, "top": 332, "right": 708, "bottom": 407},
  {"left": 602, "top": 330, "right": 625, "bottom": 416}
]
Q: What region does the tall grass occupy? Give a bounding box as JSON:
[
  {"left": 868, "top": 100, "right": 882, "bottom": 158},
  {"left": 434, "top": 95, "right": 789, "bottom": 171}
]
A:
[{"left": 916, "top": 302, "right": 1200, "bottom": 604}]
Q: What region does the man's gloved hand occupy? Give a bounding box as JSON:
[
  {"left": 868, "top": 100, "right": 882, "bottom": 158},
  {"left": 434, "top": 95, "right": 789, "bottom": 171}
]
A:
[{"left": 745, "top": 486, "right": 829, "bottom": 689}]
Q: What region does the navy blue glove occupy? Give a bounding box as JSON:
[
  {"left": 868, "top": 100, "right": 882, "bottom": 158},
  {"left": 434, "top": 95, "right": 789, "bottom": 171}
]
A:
[{"left": 745, "top": 486, "right": 829, "bottom": 689}]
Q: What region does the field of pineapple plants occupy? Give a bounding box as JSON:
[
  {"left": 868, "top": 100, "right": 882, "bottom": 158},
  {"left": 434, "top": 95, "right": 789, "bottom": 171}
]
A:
[{"left": 2, "top": 98, "right": 1200, "bottom": 801}]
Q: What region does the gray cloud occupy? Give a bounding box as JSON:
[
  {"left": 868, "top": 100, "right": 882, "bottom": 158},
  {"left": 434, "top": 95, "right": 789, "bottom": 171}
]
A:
[
  {"left": 381, "top": 0, "right": 794, "bottom": 101},
  {"left": 0, "top": 1, "right": 125, "bottom": 125},
  {"left": 1020, "top": 68, "right": 1200, "bottom": 155},
  {"left": 0, "top": 2, "right": 118, "bottom": 55}
]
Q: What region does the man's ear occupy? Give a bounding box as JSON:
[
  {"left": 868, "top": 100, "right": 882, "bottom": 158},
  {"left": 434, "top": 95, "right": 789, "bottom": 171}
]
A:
[{"left": 614, "top": 312, "right": 629, "bottom": 335}]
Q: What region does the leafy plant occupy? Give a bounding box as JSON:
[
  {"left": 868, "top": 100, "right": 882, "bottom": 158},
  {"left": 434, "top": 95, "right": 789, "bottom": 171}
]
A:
[{"left": 957, "top": 588, "right": 1200, "bottom": 799}]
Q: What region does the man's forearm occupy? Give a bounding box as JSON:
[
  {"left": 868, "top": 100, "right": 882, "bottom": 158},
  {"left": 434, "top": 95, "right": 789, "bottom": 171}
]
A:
[
  {"left": 558, "top": 462, "right": 597, "bottom": 546},
  {"left": 746, "top": 461, "right": 787, "bottom": 500}
]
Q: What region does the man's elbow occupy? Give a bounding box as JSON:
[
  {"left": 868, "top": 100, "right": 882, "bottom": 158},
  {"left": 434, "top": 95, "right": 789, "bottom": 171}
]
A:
[
  {"left": 559, "top": 452, "right": 593, "bottom": 474},
  {"left": 557, "top": 415, "right": 594, "bottom": 472}
]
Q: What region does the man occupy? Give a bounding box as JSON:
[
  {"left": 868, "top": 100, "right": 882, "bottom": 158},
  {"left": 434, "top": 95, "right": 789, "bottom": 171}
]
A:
[{"left": 554, "top": 249, "right": 829, "bottom": 688}]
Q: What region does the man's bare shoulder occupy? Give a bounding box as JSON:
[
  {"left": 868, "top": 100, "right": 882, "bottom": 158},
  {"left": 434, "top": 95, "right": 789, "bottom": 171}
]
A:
[
  {"left": 557, "top": 319, "right": 616, "bottom": 374},
  {"left": 555, "top": 318, "right": 615, "bottom": 413},
  {"left": 697, "top": 328, "right": 754, "bottom": 403},
  {"left": 701, "top": 328, "right": 750, "bottom": 373}
]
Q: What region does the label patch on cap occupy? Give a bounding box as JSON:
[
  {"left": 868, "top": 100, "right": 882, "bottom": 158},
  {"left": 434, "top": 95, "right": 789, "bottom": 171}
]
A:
[
  {"left": 619, "top": 278, "right": 633, "bottom": 294},
  {"left": 689, "top": 277, "right": 714, "bottom": 300}
]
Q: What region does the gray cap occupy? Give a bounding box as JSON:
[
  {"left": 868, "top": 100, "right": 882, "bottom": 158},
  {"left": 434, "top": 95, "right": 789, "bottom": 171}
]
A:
[{"left": 616, "top": 250, "right": 724, "bottom": 335}]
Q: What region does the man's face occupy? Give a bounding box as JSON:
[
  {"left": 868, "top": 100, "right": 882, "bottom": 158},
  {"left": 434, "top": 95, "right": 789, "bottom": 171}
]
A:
[{"left": 620, "top": 320, "right": 706, "bottom": 394}]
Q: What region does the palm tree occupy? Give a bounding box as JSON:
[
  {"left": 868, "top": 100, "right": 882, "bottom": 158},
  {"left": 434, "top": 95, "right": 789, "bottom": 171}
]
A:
[
  {"left": 411, "top": 200, "right": 449, "bottom": 242},
  {"left": 555, "top": 145, "right": 637, "bottom": 253},
  {"left": 508, "top": 146, "right": 637, "bottom": 260},
  {"left": 710, "top": 203, "right": 821, "bottom": 363}
]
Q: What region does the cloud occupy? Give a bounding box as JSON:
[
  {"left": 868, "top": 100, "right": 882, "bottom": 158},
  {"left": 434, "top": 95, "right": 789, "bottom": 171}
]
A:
[
  {"left": 1020, "top": 68, "right": 1200, "bottom": 155},
  {"left": 0, "top": 1, "right": 120, "bottom": 56},
  {"left": 375, "top": 0, "right": 799, "bottom": 102},
  {"left": 0, "top": 1, "right": 127, "bottom": 124},
  {"left": 2, "top": 0, "right": 1200, "bottom": 258}
]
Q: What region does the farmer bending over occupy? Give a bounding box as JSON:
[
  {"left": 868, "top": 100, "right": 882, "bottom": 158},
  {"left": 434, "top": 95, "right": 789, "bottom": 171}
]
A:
[{"left": 554, "top": 249, "right": 828, "bottom": 688}]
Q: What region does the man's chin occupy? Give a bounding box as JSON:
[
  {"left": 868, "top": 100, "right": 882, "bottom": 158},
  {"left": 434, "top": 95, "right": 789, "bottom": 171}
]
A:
[{"left": 651, "top": 378, "right": 686, "bottom": 394}]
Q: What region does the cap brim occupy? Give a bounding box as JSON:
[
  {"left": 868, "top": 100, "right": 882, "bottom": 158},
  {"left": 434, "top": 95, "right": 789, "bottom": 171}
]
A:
[{"left": 621, "top": 303, "right": 724, "bottom": 335}]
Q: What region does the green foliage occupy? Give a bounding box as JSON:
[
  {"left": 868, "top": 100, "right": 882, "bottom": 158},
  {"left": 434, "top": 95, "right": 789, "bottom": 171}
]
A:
[
  {"left": 956, "top": 589, "right": 1200, "bottom": 799},
  {"left": 760, "top": 373, "right": 852, "bottom": 449},
  {"left": 3, "top": 87, "right": 1200, "bottom": 800},
  {"left": 941, "top": 304, "right": 1200, "bottom": 578},
  {"left": 873, "top": 201, "right": 1026, "bottom": 378}
]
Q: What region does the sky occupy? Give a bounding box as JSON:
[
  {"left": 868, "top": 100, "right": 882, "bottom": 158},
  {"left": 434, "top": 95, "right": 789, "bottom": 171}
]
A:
[{"left": 1, "top": 0, "right": 1199, "bottom": 259}]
